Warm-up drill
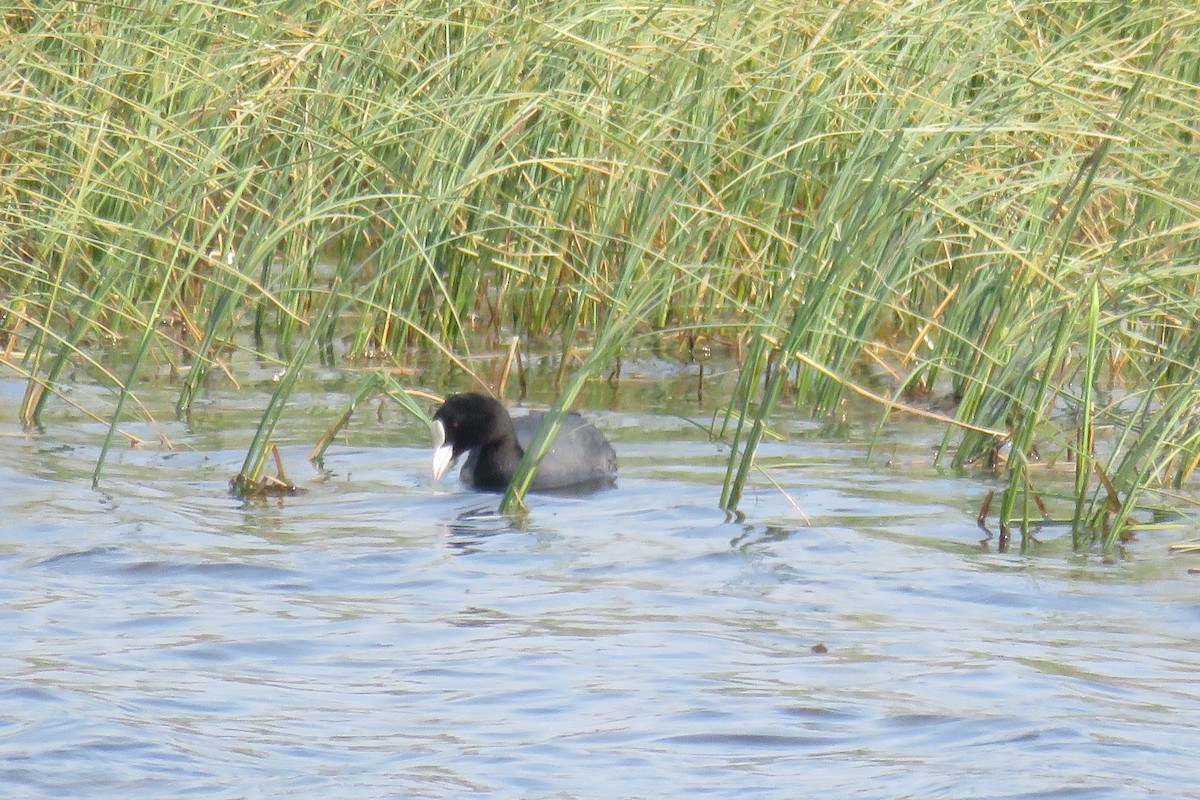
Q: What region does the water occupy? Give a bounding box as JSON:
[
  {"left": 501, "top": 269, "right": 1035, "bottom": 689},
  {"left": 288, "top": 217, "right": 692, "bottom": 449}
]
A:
[{"left": 2, "top": 377, "right": 1199, "bottom": 799}]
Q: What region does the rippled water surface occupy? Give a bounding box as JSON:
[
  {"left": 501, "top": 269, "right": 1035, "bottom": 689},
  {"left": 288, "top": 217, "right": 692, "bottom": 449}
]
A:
[{"left": 2, "top": 377, "right": 1199, "bottom": 799}]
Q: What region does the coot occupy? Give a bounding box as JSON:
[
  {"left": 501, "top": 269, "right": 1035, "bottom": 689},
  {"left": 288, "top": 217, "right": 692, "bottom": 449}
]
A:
[{"left": 430, "top": 392, "right": 617, "bottom": 491}]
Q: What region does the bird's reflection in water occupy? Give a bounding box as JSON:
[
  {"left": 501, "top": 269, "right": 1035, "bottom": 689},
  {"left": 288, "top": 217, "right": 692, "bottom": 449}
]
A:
[{"left": 438, "top": 505, "right": 534, "bottom": 554}]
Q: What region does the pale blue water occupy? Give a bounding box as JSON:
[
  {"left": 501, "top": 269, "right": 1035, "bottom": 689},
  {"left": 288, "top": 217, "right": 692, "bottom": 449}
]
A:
[{"left": 2, "top": 379, "right": 1198, "bottom": 798}]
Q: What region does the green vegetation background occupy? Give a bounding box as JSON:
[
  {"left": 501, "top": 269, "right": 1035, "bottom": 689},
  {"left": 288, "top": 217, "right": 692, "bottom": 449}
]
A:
[{"left": 2, "top": 0, "right": 1199, "bottom": 545}]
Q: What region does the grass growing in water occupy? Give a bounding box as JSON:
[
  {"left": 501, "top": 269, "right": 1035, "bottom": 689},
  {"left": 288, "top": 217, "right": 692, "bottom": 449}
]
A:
[{"left": 2, "top": 0, "right": 1198, "bottom": 548}]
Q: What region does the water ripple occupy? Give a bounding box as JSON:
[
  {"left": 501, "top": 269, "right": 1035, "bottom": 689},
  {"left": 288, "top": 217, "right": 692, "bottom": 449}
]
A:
[{"left": 1, "top": 401, "right": 1199, "bottom": 799}]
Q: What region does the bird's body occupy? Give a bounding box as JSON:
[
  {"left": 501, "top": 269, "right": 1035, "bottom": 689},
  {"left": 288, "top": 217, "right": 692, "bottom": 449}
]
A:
[{"left": 431, "top": 393, "right": 617, "bottom": 492}]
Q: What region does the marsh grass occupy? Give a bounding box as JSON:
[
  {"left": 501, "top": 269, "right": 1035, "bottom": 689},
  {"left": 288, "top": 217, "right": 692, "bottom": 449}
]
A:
[{"left": 2, "top": 0, "right": 1199, "bottom": 547}]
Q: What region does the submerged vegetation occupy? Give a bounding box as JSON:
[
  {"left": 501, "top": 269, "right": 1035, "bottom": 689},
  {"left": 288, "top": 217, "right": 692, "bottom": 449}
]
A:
[{"left": 2, "top": 0, "right": 1199, "bottom": 547}]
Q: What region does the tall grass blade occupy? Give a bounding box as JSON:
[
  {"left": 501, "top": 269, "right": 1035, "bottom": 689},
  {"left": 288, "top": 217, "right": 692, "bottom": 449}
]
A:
[{"left": 231, "top": 276, "right": 343, "bottom": 497}]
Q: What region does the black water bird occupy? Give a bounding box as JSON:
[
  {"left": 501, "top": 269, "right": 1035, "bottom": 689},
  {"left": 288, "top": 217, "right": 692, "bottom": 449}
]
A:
[{"left": 430, "top": 392, "right": 617, "bottom": 492}]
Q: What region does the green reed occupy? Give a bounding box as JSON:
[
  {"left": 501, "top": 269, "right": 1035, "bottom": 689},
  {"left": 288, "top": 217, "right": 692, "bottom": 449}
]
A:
[{"left": 2, "top": 0, "right": 1198, "bottom": 546}]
